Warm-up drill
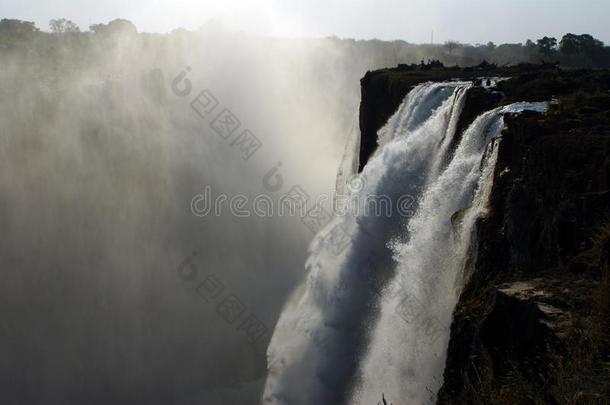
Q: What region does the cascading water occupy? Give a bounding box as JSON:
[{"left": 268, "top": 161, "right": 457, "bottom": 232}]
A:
[
  {"left": 264, "top": 81, "right": 546, "bottom": 405},
  {"left": 352, "top": 101, "right": 546, "bottom": 404}
]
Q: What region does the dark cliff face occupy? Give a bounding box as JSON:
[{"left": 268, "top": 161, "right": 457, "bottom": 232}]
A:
[
  {"left": 358, "top": 65, "right": 610, "bottom": 403},
  {"left": 358, "top": 63, "right": 562, "bottom": 171},
  {"left": 438, "top": 108, "right": 610, "bottom": 404},
  {"left": 358, "top": 70, "right": 418, "bottom": 171}
]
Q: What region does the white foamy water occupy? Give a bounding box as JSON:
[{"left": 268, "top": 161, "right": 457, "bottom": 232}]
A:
[
  {"left": 264, "top": 81, "right": 546, "bottom": 405},
  {"left": 352, "top": 101, "right": 547, "bottom": 405}
]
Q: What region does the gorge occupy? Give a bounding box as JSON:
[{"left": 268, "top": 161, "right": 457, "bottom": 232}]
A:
[{"left": 265, "top": 64, "right": 610, "bottom": 404}]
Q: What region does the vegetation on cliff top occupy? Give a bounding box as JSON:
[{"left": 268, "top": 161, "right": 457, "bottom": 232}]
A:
[{"left": 3, "top": 17, "right": 610, "bottom": 70}]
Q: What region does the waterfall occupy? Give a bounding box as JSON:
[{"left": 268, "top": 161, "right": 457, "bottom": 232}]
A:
[
  {"left": 352, "top": 101, "right": 546, "bottom": 404},
  {"left": 263, "top": 81, "right": 546, "bottom": 405}
]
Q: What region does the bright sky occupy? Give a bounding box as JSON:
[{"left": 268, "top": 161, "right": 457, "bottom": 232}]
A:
[{"left": 3, "top": 0, "right": 610, "bottom": 44}]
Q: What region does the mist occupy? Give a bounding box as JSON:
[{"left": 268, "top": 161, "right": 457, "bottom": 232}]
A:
[
  {"left": 0, "top": 22, "right": 426, "bottom": 404},
  {"left": 3, "top": 13, "right": 610, "bottom": 404}
]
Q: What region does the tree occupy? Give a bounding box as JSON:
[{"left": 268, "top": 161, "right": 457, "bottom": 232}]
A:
[
  {"left": 486, "top": 41, "right": 497, "bottom": 51},
  {"left": 49, "top": 18, "right": 80, "bottom": 33},
  {"left": 0, "top": 19, "right": 39, "bottom": 37},
  {"left": 444, "top": 40, "right": 461, "bottom": 54},
  {"left": 560, "top": 33, "right": 604, "bottom": 55},
  {"left": 578, "top": 34, "right": 604, "bottom": 54},
  {"left": 89, "top": 19, "right": 137, "bottom": 36},
  {"left": 559, "top": 33, "right": 608, "bottom": 66},
  {"left": 559, "top": 33, "right": 581, "bottom": 55},
  {"left": 537, "top": 36, "right": 557, "bottom": 56}
]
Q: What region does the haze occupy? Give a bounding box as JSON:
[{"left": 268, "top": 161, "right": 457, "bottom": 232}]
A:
[{"left": 3, "top": 0, "right": 610, "bottom": 43}]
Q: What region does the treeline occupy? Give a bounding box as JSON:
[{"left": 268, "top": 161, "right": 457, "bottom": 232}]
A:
[{"left": 1, "top": 17, "right": 610, "bottom": 70}]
